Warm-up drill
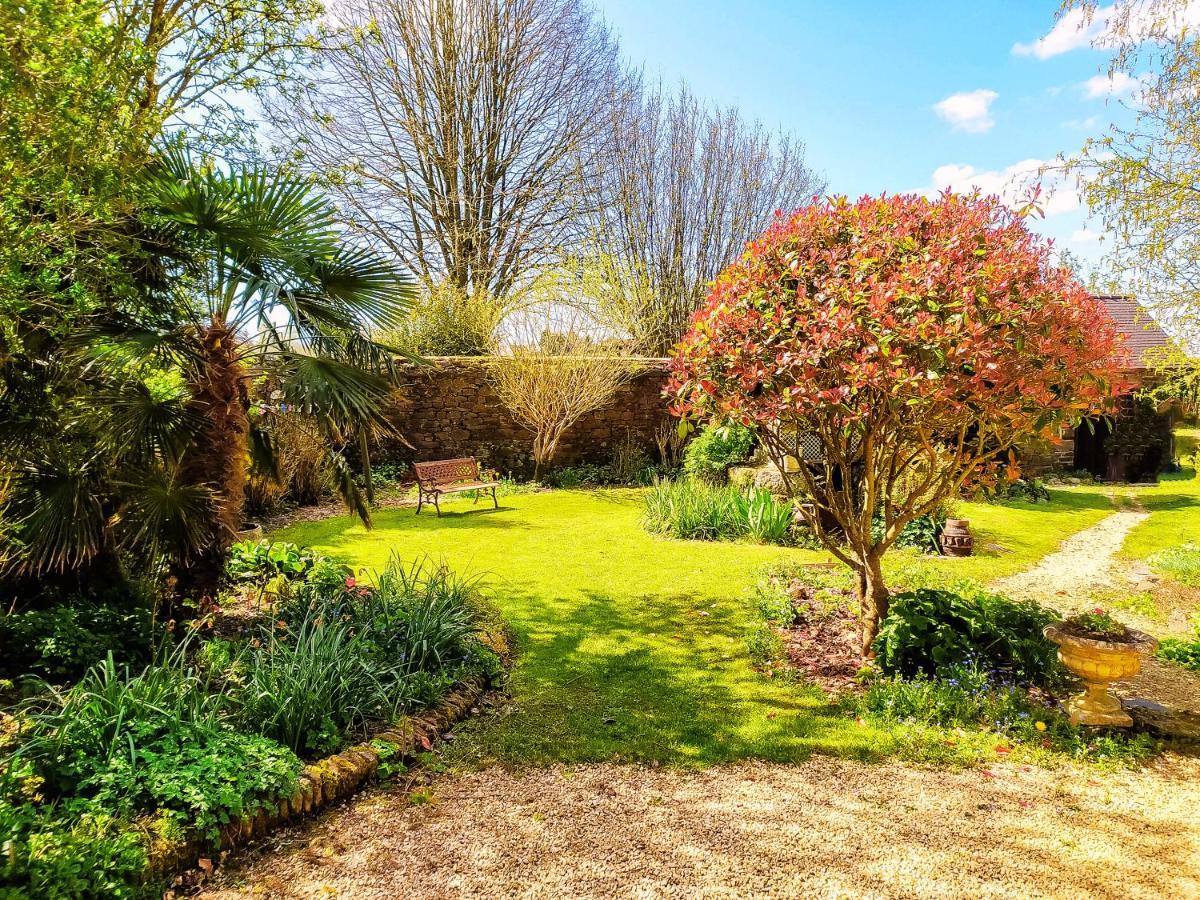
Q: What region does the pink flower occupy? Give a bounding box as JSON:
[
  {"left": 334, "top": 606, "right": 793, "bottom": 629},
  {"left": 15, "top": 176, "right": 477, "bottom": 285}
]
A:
[
  {"left": 345, "top": 577, "right": 357, "bottom": 589},
  {"left": 1093, "top": 606, "right": 1104, "bottom": 615}
]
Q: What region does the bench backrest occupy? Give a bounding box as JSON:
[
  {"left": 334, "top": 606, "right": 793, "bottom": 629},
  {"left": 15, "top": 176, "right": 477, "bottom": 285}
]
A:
[{"left": 413, "top": 457, "right": 481, "bottom": 487}]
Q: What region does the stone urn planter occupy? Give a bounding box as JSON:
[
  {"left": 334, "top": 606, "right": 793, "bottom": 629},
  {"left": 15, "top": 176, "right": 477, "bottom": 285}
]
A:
[
  {"left": 236, "top": 523, "right": 264, "bottom": 543},
  {"left": 940, "top": 519, "right": 973, "bottom": 557},
  {"left": 1044, "top": 622, "right": 1157, "bottom": 727}
]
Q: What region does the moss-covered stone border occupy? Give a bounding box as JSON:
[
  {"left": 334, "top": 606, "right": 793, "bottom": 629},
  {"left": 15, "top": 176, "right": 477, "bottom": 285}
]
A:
[{"left": 146, "top": 676, "right": 488, "bottom": 879}]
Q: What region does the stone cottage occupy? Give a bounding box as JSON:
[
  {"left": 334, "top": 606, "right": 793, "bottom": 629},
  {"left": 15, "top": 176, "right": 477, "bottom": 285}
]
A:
[{"left": 1040, "top": 295, "right": 1176, "bottom": 482}]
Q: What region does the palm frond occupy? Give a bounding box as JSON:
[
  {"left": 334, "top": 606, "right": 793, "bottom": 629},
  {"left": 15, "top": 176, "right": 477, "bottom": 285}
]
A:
[
  {"left": 327, "top": 448, "right": 371, "bottom": 527},
  {"left": 6, "top": 453, "right": 109, "bottom": 574},
  {"left": 95, "top": 381, "right": 201, "bottom": 465},
  {"left": 116, "top": 466, "right": 215, "bottom": 567},
  {"left": 275, "top": 353, "right": 396, "bottom": 434}
]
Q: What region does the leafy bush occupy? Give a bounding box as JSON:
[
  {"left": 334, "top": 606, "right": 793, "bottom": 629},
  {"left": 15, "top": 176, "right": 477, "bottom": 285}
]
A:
[
  {"left": 989, "top": 477, "right": 1051, "bottom": 503},
  {"left": 860, "top": 664, "right": 1156, "bottom": 766},
  {"left": 1158, "top": 635, "right": 1200, "bottom": 670},
  {"left": 1148, "top": 543, "right": 1200, "bottom": 587},
  {"left": 1158, "top": 618, "right": 1200, "bottom": 671},
  {"left": 543, "top": 460, "right": 661, "bottom": 488},
  {"left": 0, "top": 799, "right": 151, "bottom": 899},
  {"left": 0, "top": 601, "right": 153, "bottom": 683},
  {"left": 682, "top": 422, "right": 755, "bottom": 483},
  {"left": 872, "top": 512, "right": 946, "bottom": 554},
  {"left": 76, "top": 726, "right": 299, "bottom": 842},
  {"left": 643, "top": 479, "right": 795, "bottom": 545},
  {"left": 17, "top": 650, "right": 300, "bottom": 845},
  {"left": 872, "top": 588, "right": 1064, "bottom": 687},
  {"left": 21, "top": 651, "right": 230, "bottom": 793},
  {"left": 382, "top": 281, "right": 500, "bottom": 357},
  {"left": 226, "top": 540, "right": 330, "bottom": 586}
]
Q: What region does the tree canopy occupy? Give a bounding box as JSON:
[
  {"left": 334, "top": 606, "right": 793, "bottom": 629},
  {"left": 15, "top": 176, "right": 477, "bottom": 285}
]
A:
[{"left": 669, "top": 192, "right": 1123, "bottom": 650}]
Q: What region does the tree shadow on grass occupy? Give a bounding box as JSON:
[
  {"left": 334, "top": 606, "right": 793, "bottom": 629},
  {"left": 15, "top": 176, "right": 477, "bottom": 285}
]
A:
[{"left": 447, "top": 584, "right": 886, "bottom": 768}]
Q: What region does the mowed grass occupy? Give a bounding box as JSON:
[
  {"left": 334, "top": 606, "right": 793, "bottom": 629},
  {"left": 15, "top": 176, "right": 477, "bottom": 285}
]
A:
[
  {"left": 278, "top": 486, "right": 1117, "bottom": 768},
  {"left": 1120, "top": 428, "right": 1200, "bottom": 563},
  {"left": 888, "top": 487, "right": 1119, "bottom": 586}
]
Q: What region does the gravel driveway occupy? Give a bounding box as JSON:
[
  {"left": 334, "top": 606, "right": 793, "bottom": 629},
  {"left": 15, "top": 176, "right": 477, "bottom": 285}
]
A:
[{"left": 201, "top": 756, "right": 1200, "bottom": 899}]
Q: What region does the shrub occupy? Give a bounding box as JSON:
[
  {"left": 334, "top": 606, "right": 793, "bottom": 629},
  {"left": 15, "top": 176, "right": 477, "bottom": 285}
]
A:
[
  {"left": 1158, "top": 618, "right": 1200, "bottom": 671},
  {"left": 382, "top": 281, "right": 500, "bottom": 357},
  {"left": 859, "top": 664, "right": 1156, "bottom": 766},
  {"left": 682, "top": 422, "right": 755, "bottom": 483},
  {"left": 1148, "top": 543, "right": 1200, "bottom": 587},
  {"left": 642, "top": 479, "right": 795, "bottom": 545},
  {"left": 988, "top": 477, "right": 1051, "bottom": 503},
  {"left": 0, "top": 799, "right": 151, "bottom": 899},
  {"left": 79, "top": 727, "right": 299, "bottom": 842},
  {"left": 16, "top": 649, "right": 299, "bottom": 846},
  {"left": 21, "top": 651, "right": 230, "bottom": 794},
  {"left": 1158, "top": 635, "right": 1200, "bottom": 670},
  {"left": 873, "top": 511, "right": 947, "bottom": 555},
  {"left": 872, "top": 588, "right": 1064, "bottom": 688},
  {"left": 0, "top": 600, "right": 153, "bottom": 683},
  {"left": 225, "top": 540, "right": 330, "bottom": 587}
]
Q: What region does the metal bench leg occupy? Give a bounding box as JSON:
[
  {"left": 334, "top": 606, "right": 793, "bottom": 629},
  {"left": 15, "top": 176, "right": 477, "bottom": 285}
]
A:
[
  {"left": 434, "top": 493, "right": 441, "bottom": 517},
  {"left": 416, "top": 490, "right": 423, "bottom": 515},
  {"left": 492, "top": 485, "right": 498, "bottom": 509}
]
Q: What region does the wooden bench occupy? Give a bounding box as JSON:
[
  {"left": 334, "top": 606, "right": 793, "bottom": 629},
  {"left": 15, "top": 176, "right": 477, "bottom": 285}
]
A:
[{"left": 413, "top": 457, "right": 500, "bottom": 517}]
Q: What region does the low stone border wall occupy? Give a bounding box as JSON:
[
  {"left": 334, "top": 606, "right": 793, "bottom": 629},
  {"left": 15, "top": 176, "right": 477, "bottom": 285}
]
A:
[{"left": 147, "top": 676, "right": 489, "bottom": 879}]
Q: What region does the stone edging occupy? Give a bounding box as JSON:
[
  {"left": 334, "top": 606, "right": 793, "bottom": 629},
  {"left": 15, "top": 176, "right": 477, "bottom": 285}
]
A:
[{"left": 146, "top": 676, "right": 489, "bottom": 878}]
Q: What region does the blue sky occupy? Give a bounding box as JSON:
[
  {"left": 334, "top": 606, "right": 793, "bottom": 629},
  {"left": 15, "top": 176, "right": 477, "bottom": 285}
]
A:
[{"left": 594, "top": 0, "right": 1135, "bottom": 265}]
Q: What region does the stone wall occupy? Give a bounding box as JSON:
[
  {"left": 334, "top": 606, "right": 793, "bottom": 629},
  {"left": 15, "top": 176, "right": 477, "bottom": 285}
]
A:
[{"left": 376, "top": 357, "right": 673, "bottom": 477}]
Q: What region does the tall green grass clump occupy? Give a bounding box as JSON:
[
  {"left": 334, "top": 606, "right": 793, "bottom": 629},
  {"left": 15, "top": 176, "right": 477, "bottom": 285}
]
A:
[
  {"left": 240, "top": 555, "right": 499, "bottom": 755},
  {"left": 643, "top": 479, "right": 795, "bottom": 545}
]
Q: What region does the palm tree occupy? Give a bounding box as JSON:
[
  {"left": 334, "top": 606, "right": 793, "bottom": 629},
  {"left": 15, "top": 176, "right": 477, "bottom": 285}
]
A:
[
  {"left": 140, "top": 149, "right": 413, "bottom": 598},
  {"left": 0, "top": 150, "right": 411, "bottom": 605}
]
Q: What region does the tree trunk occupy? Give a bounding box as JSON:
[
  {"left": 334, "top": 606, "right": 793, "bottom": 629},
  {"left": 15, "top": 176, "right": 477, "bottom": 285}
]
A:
[
  {"left": 855, "top": 551, "right": 889, "bottom": 657},
  {"left": 175, "top": 323, "right": 250, "bottom": 606}
]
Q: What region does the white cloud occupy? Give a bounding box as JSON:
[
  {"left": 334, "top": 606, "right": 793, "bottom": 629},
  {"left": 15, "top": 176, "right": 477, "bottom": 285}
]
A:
[
  {"left": 1081, "top": 71, "right": 1143, "bottom": 98},
  {"left": 1013, "top": 7, "right": 1108, "bottom": 59},
  {"left": 916, "top": 159, "right": 1080, "bottom": 218},
  {"left": 1071, "top": 227, "right": 1104, "bottom": 243},
  {"left": 1014, "top": 3, "right": 1200, "bottom": 59},
  {"left": 933, "top": 89, "right": 999, "bottom": 134},
  {"left": 1062, "top": 115, "right": 1100, "bottom": 129}
]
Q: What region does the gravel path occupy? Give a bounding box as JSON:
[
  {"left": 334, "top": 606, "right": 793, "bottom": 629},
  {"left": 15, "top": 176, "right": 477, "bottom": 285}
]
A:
[
  {"left": 992, "top": 507, "right": 1150, "bottom": 605},
  {"left": 991, "top": 507, "right": 1200, "bottom": 714},
  {"left": 201, "top": 757, "right": 1200, "bottom": 899}
]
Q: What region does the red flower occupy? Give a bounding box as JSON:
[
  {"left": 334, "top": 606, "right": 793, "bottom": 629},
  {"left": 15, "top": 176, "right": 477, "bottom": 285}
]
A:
[{"left": 345, "top": 577, "right": 357, "bottom": 589}]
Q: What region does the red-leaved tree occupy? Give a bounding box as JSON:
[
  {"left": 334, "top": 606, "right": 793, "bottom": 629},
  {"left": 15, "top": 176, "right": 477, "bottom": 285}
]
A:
[{"left": 669, "top": 192, "right": 1125, "bottom": 653}]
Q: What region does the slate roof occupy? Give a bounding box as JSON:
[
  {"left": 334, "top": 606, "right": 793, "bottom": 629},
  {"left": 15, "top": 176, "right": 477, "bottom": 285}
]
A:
[{"left": 1093, "top": 295, "right": 1172, "bottom": 369}]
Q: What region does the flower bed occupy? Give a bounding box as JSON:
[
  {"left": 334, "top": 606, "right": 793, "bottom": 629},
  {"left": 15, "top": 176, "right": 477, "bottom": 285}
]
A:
[{"left": 0, "top": 545, "right": 504, "bottom": 898}]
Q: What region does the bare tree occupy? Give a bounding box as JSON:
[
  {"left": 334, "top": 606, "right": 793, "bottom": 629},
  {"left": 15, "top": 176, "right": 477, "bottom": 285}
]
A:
[
  {"left": 488, "top": 287, "right": 639, "bottom": 480},
  {"left": 592, "top": 83, "right": 825, "bottom": 354},
  {"left": 278, "top": 0, "right": 623, "bottom": 301}
]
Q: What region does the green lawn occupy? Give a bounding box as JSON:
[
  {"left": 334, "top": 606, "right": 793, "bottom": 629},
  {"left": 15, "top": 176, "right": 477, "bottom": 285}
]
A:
[
  {"left": 887, "top": 487, "right": 1119, "bottom": 586},
  {"left": 278, "top": 485, "right": 1118, "bottom": 768},
  {"left": 1120, "top": 429, "right": 1200, "bottom": 563}
]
